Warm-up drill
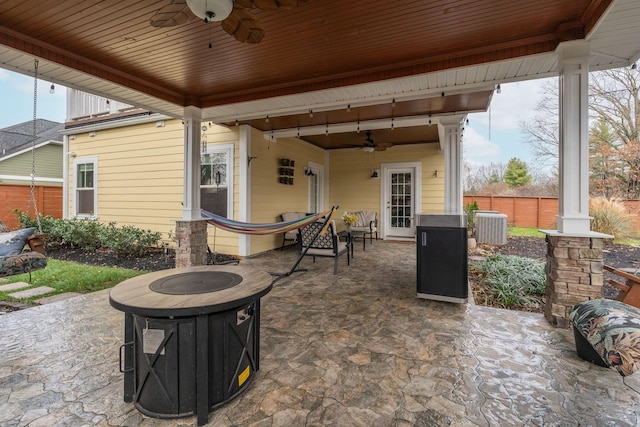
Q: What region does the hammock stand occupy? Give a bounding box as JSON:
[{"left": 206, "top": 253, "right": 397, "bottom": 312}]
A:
[{"left": 201, "top": 206, "right": 338, "bottom": 282}]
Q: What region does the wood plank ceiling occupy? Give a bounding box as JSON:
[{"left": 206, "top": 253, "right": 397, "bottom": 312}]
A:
[
  {"left": 0, "top": 0, "right": 618, "bottom": 150},
  {"left": 0, "top": 0, "right": 611, "bottom": 108}
]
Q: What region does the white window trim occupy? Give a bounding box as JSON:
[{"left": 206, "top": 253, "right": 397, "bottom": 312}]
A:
[
  {"left": 201, "top": 143, "right": 234, "bottom": 217},
  {"left": 73, "top": 156, "right": 98, "bottom": 219}
]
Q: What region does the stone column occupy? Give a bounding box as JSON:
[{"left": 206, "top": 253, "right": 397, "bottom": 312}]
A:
[
  {"left": 175, "top": 106, "right": 208, "bottom": 268},
  {"left": 543, "top": 233, "right": 606, "bottom": 327},
  {"left": 541, "top": 41, "right": 611, "bottom": 327},
  {"left": 175, "top": 219, "right": 208, "bottom": 268}
]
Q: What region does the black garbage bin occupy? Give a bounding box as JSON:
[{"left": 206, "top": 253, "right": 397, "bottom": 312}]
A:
[{"left": 416, "top": 214, "right": 468, "bottom": 303}]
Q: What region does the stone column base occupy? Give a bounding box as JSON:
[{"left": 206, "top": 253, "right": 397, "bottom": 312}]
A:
[
  {"left": 175, "top": 219, "right": 208, "bottom": 268},
  {"left": 542, "top": 231, "right": 610, "bottom": 328}
]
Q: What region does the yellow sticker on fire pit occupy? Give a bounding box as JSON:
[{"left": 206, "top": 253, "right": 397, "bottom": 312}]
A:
[{"left": 238, "top": 365, "right": 251, "bottom": 387}]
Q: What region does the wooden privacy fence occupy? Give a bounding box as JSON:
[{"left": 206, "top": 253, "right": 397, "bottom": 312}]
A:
[
  {"left": 463, "top": 196, "right": 640, "bottom": 233},
  {"left": 0, "top": 184, "right": 62, "bottom": 229}
]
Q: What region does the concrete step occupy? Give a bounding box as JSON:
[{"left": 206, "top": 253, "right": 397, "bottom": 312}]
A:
[
  {"left": 35, "top": 292, "right": 82, "bottom": 305},
  {"left": 9, "top": 286, "right": 56, "bottom": 299},
  {"left": 0, "top": 282, "right": 31, "bottom": 292}
]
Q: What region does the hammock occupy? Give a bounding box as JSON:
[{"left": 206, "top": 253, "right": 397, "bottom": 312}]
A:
[{"left": 201, "top": 208, "right": 333, "bottom": 235}]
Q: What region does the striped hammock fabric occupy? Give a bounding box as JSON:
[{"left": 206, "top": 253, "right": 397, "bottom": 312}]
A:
[{"left": 201, "top": 208, "right": 334, "bottom": 235}]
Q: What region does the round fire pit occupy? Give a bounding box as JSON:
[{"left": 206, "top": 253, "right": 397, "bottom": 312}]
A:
[{"left": 109, "top": 265, "right": 272, "bottom": 426}]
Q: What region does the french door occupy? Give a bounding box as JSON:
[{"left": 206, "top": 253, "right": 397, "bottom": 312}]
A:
[{"left": 383, "top": 165, "right": 417, "bottom": 238}]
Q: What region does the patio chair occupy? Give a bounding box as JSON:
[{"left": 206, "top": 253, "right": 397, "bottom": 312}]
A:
[
  {"left": 298, "top": 220, "right": 350, "bottom": 274},
  {"left": 280, "top": 212, "right": 308, "bottom": 250},
  {"left": 350, "top": 211, "right": 378, "bottom": 243}
]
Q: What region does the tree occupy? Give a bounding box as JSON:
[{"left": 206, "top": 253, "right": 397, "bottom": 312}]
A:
[
  {"left": 504, "top": 158, "right": 531, "bottom": 187},
  {"left": 519, "top": 66, "right": 640, "bottom": 197},
  {"left": 519, "top": 80, "right": 559, "bottom": 169},
  {"left": 463, "top": 161, "right": 507, "bottom": 194}
]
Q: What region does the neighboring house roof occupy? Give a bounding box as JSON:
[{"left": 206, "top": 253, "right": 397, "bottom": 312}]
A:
[{"left": 0, "top": 119, "right": 63, "bottom": 159}]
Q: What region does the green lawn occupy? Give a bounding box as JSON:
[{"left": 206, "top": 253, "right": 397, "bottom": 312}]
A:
[
  {"left": 507, "top": 227, "right": 546, "bottom": 238},
  {"left": 507, "top": 226, "right": 640, "bottom": 246},
  {"left": 0, "top": 259, "right": 146, "bottom": 304}
]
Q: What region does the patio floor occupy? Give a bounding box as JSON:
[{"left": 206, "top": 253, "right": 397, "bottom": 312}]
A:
[{"left": 1, "top": 241, "right": 639, "bottom": 426}]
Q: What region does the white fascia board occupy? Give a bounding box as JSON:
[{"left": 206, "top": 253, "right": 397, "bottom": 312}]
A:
[
  {"left": 0, "top": 175, "right": 63, "bottom": 183},
  {"left": 60, "top": 113, "right": 172, "bottom": 134}
]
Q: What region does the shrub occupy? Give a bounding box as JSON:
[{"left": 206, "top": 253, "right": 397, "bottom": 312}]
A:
[
  {"left": 470, "top": 254, "right": 545, "bottom": 309},
  {"left": 465, "top": 200, "right": 479, "bottom": 229},
  {"left": 14, "top": 211, "right": 162, "bottom": 255},
  {"left": 589, "top": 197, "right": 633, "bottom": 239}
]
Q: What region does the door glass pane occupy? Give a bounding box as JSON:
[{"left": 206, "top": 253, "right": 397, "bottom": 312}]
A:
[
  {"left": 390, "top": 172, "right": 412, "bottom": 229},
  {"left": 309, "top": 174, "right": 318, "bottom": 213}
]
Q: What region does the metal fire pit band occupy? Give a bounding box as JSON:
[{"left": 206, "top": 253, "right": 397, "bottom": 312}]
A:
[
  {"left": 109, "top": 265, "right": 273, "bottom": 426},
  {"left": 149, "top": 271, "right": 243, "bottom": 295}
]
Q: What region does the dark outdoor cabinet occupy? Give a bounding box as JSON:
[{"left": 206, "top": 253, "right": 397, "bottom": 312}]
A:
[{"left": 416, "top": 214, "right": 468, "bottom": 303}]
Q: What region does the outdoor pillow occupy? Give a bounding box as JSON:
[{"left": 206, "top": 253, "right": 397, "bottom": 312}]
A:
[{"left": 0, "top": 227, "right": 36, "bottom": 257}]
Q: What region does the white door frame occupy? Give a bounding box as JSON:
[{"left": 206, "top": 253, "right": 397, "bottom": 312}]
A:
[
  {"left": 380, "top": 162, "right": 422, "bottom": 239},
  {"left": 307, "top": 161, "right": 324, "bottom": 213}
]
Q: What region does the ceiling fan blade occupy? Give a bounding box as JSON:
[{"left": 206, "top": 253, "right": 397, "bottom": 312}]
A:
[
  {"left": 234, "top": 0, "right": 255, "bottom": 8},
  {"left": 150, "top": 0, "right": 194, "bottom": 27},
  {"left": 221, "top": 8, "right": 265, "bottom": 43},
  {"left": 253, "top": 0, "right": 307, "bottom": 10},
  {"left": 375, "top": 143, "right": 393, "bottom": 151}
]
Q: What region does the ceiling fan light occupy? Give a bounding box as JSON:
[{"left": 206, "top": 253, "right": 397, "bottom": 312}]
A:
[
  {"left": 186, "top": 0, "right": 233, "bottom": 22},
  {"left": 363, "top": 146, "right": 375, "bottom": 153}
]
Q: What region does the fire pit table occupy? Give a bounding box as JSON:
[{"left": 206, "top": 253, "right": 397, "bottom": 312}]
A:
[{"left": 109, "top": 265, "right": 273, "bottom": 426}]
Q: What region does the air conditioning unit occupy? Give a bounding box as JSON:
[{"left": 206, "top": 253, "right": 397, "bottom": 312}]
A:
[{"left": 475, "top": 213, "right": 507, "bottom": 245}]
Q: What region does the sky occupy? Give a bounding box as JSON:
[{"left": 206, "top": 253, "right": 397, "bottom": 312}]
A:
[
  {"left": 0, "top": 68, "right": 67, "bottom": 129},
  {"left": 0, "top": 67, "right": 553, "bottom": 169},
  {"left": 463, "top": 77, "right": 556, "bottom": 173}
]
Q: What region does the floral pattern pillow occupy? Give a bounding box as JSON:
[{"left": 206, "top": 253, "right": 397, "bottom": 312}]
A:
[
  {"left": 569, "top": 299, "right": 640, "bottom": 376},
  {"left": 0, "top": 227, "right": 36, "bottom": 257}
]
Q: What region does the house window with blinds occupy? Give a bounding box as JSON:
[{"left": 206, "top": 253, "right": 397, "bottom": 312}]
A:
[
  {"left": 75, "top": 157, "right": 97, "bottom": 217},
  {"left": 201, "top": 145, "right": 233, "bottom": 218}
]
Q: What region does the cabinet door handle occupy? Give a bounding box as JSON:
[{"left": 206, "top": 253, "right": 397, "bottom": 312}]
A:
[{"left": 421, "top": 232, "right": 427, "bottom": 246}]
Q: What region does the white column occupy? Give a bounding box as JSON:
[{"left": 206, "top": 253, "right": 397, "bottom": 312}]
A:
[
  {"left": 441, "top": 120, "right": 463, "bottom": 214},
  {"left": 182, "top": 106, "right": 202, "bottom": 220},
  {"left": 556, "top": 42, "right": 591, "bottom": 234},
  {"left": 62, "top": 135, "right": 70, "bottom": 219}
]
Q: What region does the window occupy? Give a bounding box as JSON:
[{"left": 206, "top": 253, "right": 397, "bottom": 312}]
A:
[
  {"left": 201, "top": 144, "right": 233, "bottom": 218},
  {"left": 74, "top": 157, "right": 97, "bottom": 217}
]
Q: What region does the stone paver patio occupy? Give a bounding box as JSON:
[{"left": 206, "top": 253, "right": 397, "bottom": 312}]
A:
[{"left": 1, "top": 241, "right": 639, "bottom": 426}]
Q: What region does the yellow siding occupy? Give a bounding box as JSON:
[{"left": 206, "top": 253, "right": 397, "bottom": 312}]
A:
[
  {"left": 68, "top": 119, "right": 185, "bottom": 244},
  {"left": 248, "top": 129, "right": 325, "bottom": 255},
  {"left": 329, "top": 143, "right": 444, "bottom": 228},
  {"left": 67, "top": 119, "right": 443, "bottom": 256}
]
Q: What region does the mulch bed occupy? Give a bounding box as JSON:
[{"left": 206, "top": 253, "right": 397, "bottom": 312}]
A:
[
  {"left": 469, "top": 236, "right": 640, "bottom": 311},
  {"left": 2, "top": 238, "right": 638, "bottom": 314}
]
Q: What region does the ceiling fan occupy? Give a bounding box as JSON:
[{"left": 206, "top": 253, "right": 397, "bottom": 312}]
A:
[
  {"left": 359, "top": 131, "right": 392, "bottom": 152},
  {"left": 150, "top": 0, "right": 307, "bottom": 44}
]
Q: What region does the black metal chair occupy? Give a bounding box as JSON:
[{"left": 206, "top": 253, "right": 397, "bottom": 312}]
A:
[{"left": 297, "top": 220, "right": 350, "bottom": 274}]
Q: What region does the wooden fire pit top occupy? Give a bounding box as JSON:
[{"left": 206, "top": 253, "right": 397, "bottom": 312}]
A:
[{"left": 109, "top": 265, "right": 272, "bottom": 317}]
